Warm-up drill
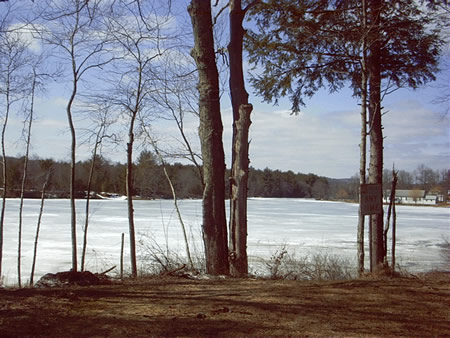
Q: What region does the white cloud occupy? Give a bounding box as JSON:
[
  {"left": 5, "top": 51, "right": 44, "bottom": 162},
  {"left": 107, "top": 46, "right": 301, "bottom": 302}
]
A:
[
  {"left": 6, "top": 22, "right": 43, "bottom": 53},
  {"left": 383, "top": 99, "right": 449, "bottom": 171},
  {"left": 244, "top": 107, "right": 361, "bottom": 177}
]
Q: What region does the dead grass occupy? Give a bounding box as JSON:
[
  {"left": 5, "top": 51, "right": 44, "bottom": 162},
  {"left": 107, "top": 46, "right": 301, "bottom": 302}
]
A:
[{"left": 0, "top": 271, "right": 449, "bottom": 336}]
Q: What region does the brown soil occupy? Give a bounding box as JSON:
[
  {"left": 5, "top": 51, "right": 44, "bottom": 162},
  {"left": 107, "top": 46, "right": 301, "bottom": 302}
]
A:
[{"left": 1, "top": 272, "right": 449, "bottom": 336}]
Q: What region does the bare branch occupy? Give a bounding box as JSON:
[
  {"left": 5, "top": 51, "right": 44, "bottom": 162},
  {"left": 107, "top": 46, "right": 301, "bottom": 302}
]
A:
[{"left": 213, "top": 2, "right": 229, "bottom": 25}]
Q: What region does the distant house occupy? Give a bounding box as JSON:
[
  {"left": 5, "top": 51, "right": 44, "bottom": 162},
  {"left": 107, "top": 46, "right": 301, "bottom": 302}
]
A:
[{"left": 383, "top": 189, "right": 441, "bottom": 205}]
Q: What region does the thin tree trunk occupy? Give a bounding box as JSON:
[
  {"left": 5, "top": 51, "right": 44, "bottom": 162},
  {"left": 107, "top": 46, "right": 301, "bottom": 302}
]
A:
[
  {"left": 120, "top": 232, "right": 124, "bottom": 279},
  {"left": 81, "top": 132, "right": 102, "bottom": 272},
  {"left": 188, "top": 0, "right": 229, "bottom": 275},
  {"left": 126, "top": 125, "right": 137, "bottom": 277},
  {"left": 141, "top": 122, "right": 195, "bottom": 271},
  {"left": 30, "top": 168, "right": 51, "bottom": 286},
  {"left": 67, "top": 60, "right": 78, "bottom": 272},
  {"left": 384, "top": 168, "right": 397, "bottom": 263},
  {"left": 392, "top": 196, "right": 396, "bottom": 270},
  {"left": 18, "top": 71, "right": 37, "bottom": 287},
  {"left": 368, "top": 0, "right": 384, "bottom": 271},
  {"left": 163, "top": 166, "right": 194, "bottom": 270},
  {"left": 228, "top": 0, "right": 256, "bottom": 277},
  {"left": 0, "top": 80, "right": 11, "bottom": 280},
  {"left": 357, "top": 0, "right": 368, "bottom": 277}
]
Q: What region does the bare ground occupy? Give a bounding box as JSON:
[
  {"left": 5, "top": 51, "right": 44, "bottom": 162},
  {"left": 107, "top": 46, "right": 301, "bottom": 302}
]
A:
[{"left": 0, "top": 272, "right": 449, "bottom": 336}]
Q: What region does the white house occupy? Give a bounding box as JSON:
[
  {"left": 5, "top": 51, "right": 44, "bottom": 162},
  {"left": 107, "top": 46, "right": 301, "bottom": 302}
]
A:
[{"left": 383, "top": 189, "right": 441, "bottom": 205}]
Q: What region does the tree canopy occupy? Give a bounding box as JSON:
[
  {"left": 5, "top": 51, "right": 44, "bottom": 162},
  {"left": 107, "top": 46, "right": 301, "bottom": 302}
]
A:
[{"left": 246, "top": 0, "right": 444, "bottom": 113}]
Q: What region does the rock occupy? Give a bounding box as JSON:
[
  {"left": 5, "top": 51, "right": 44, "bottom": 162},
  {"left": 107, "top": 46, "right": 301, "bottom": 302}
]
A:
[
  {"left": 35, "top": 271, "right": 102, "bottom": 288},
  {"left": 196, "top": 313, "right": 207, "bottom": 319}
]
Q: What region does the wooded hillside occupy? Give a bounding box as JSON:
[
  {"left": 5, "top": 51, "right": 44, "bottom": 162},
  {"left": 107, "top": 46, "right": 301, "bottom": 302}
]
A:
[{"left": 2, "top": 154, "right": 447, "bottom": 201}]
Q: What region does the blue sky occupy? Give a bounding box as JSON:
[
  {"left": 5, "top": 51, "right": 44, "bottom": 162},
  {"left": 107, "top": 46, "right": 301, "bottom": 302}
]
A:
[
  {"left": 2, "top": 0, "right": 449, "bottom": 179},
  {"left": 6, "top": 68, "right": 447, "bottom": 179}
]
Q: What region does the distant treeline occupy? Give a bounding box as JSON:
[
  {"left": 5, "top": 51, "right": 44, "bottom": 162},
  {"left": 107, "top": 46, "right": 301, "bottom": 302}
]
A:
[{"left": 2, "top": 152, "right": 448, "bottom": 201}]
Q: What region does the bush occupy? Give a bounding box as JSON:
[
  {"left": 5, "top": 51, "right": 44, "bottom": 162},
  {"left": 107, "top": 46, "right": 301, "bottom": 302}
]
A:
[
  {"left": 137, "top": 232, "right": 205, "bottom": 276},
  {"left": 263, "top": 246, "right": 355, "bottom": 281}
]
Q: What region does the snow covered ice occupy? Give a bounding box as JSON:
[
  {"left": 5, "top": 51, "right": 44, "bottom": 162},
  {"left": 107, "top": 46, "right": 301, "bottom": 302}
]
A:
[{"left": 1, "top": 198, "right": 449, "bottom": 285}]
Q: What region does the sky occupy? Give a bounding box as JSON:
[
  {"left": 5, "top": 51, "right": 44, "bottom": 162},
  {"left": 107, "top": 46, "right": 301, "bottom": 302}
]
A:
[
  {"left": 2, "top": 0, "right": 449, "bottom": 179},
  {"left": 5, "top": 72, "right": 448, "bottom": 179}
]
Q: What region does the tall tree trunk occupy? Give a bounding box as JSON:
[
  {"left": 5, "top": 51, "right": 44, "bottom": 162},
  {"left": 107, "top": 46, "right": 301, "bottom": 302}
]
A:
[
  {"left": 357, "top": 0, "right": 368, "bottom": 277},
  {"left": 188, "top": 0, "right": 229, "bottom": 275},
  {"left": 67, "top": 59, "right": 78, "bottom": 272},
  {"left": 368, "top": 0, "right": 384, "bottom": 271},
  {"left": 384, "top": 168, "right": 398, "bottom": 265},
  {"left": 81, "top": 132, "right": 102, "bottom": 272},
  {"left": 0, "top": 79, "right": 11, "bottom": 280},
  {"left": 357, "top": 83, "right": 367, "bottom": 276},
  {"left": 126, "top": 120, "right": 137, "bottom": 277},
  {"left": 30, "top": 166, "right": 52, "bottom": 286},
  {"left": 18, "top": 71, "right": 37, "bottom": 287},
  {"left": 391, "top": 195, "right": 396, "bottom": 270},
  {"left": 228, "top": 0, "right": 254, "bottom": 277}
]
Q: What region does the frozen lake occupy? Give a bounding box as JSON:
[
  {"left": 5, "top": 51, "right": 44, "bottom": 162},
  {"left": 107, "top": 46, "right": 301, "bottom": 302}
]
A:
[{"left": 1, "top": 198, "right": 449, "bottom": 285}]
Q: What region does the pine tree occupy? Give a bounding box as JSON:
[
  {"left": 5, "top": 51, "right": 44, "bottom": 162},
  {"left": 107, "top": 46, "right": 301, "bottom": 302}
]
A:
[{"left": 246, "top": 0, "right": 443, "bottom": 271}]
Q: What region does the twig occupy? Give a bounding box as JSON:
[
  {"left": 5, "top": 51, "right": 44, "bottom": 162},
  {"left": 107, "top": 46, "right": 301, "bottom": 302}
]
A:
[
  {"left": 100, "top": 266, "right": 116, "bottom": 275},
  {"left": 165, "top": 264, "right": 187, "bottom": 276}
]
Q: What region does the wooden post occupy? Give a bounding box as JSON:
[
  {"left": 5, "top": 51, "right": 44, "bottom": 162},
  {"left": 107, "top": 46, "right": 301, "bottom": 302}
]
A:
[
  {"left": 120, "top": 233, "right": 124, "bottom": 279},
  {"left": 369, "top": 215, "right": 372, "bottom": 272},
  {"left": 392, "top": 198, "right": 396, "bottom": 270}
]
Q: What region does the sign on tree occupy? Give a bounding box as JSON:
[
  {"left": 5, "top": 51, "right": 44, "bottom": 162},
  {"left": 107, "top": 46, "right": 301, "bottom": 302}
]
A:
[{"left": 360, "top": 184, "right": 382, "bottom": 215}]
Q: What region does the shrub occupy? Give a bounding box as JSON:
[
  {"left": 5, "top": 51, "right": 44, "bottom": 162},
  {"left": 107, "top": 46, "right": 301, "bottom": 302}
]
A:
[
  {"left": 263, "top": 246, "right": 355, "bottom": 281},
  {"left": 137, "top": 232, "right": 205, "bottom": 276}
]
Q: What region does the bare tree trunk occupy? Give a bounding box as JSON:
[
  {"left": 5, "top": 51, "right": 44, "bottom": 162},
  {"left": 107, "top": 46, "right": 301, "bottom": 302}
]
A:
[
  {"left": 126, "top": 122, "right": 137, "bottom": 277},
  {"left": 141, "top": 122, "right": 195, "bottom": 271},
  {"left": 17, "top": 70, "right": 38, "bottom": 287},
  {"left": 163, "top": 166, "right": 194, "bottom": 270},
  {"left": 81, "top": 130, "right": 102, "bottom": 272},
  {"left": 0, "top": 83, "right": 10, "bottom": 280},
  {"left": 384, "top": 168, "right": 398, "bottom": 265},
  {"left": 30, "top": 165, "right": 52, "bottom": 286},
  {"left": 67, "top": 77, "right": 78, "bottom": 272},
  {"left": 357, "top": 0, "right": 368, "bottom": 277},
  {"left": 392, "top": 196, "right": 396, "bottom": 270},
  {"left": 188, "top": 0, "right": 229, "bottom": 275},
  {"left": 368, "top": 0, "right": 384, "bottom": 272},
  {"left": 228, "top": 0, "right": 257, "bottom": 278},
  {"left": 38, "top": 0, "right": 115, "bottom": 273},
  {"left": 120, "top": 233, "right": 124, "bottom": 279},
  {"left": 228, "top": 105, "right": 251, "bottom": 276}
]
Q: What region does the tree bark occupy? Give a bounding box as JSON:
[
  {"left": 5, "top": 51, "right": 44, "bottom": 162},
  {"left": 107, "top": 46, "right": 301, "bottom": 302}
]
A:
[
  {"left": 67, "top": 80, "right": 78, "bottom": 272},
  {"left": 228, "top": 0, "right": 254, "bottom": 277},
  {"left": 188, "top": 0, "right": 229, "bottom": 275},
  {"left": 229, "top": 104, "right": 252, "bottom": 277},
  {"left": 357, "top": 0, "right": 368, "bottom": 277},
  {"left": 368, "top": 0, "right": 384, "bottom": 271},
  {"left": 126, "top": 128, "right": 137, "bottom": 277}
]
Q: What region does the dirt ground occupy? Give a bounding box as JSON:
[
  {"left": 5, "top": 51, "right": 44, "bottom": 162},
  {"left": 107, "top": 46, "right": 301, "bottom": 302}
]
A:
[{"left": 0, "top": 272, "right": 449, "bottom": 336}]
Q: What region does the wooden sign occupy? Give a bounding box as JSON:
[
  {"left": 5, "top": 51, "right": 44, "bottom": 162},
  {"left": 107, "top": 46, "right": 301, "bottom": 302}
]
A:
[{"left": 360, "top": 184, "right": 382, "bottom": 215}]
